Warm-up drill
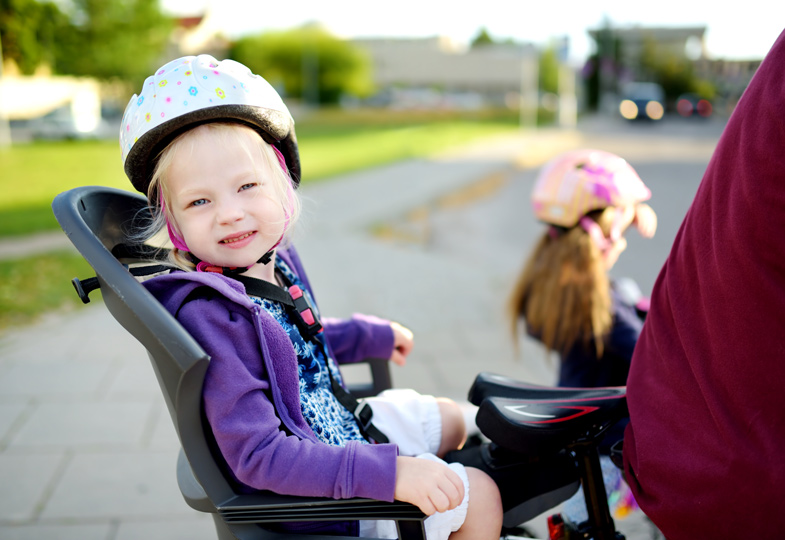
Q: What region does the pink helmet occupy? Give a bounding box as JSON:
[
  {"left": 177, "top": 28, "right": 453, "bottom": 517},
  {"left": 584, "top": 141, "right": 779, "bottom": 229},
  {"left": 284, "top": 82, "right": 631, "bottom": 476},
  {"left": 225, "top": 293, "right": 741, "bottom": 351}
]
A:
[{"left": 531, "top": 149, "right": 651, "bottom": 228}]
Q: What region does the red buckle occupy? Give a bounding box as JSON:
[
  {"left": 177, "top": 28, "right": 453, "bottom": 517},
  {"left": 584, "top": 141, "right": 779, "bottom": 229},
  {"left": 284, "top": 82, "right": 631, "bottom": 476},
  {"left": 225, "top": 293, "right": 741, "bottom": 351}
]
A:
[
  {"left": 288, "top": 285, "right": 322, "bottom": 335},
  {"left": 547, "top": 514, "right": 565, "bottom": 540}
]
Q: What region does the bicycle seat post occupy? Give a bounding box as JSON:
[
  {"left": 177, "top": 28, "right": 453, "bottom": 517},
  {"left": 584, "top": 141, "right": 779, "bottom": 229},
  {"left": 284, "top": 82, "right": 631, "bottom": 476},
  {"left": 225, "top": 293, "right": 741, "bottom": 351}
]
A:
[{"left": 573, "top": 442, "right": 619, "bottom": 540}]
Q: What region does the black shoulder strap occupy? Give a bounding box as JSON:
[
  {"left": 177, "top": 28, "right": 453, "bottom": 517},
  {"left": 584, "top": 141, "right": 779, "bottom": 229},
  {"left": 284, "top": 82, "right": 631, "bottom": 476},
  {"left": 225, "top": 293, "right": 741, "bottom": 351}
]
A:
[
  {"left": 129, "top": 264, "right": 172, "bottom": 278},
  {"left": 234, "top": 274, "right": 294, "bottom": 307}
]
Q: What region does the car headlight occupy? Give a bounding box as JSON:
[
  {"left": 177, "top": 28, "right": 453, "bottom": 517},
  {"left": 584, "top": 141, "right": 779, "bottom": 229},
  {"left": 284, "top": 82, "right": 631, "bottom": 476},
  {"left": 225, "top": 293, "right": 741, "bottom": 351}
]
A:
[
  {"left": 645, "top": 101, "right": 664, "bottom": 120},
  {"left": 620, "top": 100, "right": 639, "bottom": 120}
]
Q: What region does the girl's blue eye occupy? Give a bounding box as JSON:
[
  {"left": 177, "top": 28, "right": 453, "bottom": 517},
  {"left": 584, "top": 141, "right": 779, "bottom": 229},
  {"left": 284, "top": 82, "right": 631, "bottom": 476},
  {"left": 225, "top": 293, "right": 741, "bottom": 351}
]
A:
[
  {"left": 191, "top": 199, "right": 207, "bottom": 207},
  {"left": 240, "top": 183, "right": 257, "bottom": 191}
]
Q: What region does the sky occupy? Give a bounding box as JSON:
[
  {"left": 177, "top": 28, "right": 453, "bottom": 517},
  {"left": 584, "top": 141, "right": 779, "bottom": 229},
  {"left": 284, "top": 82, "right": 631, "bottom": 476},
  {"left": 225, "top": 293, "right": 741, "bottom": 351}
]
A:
[{"left": 162, "top": 0, "right": 784, "bottom": 65}]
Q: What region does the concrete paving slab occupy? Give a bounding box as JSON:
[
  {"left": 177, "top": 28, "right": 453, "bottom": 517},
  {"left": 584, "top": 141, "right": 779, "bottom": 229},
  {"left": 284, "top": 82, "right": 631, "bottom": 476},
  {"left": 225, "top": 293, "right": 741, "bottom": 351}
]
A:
[
  {"left": 145, "top": 405, "right": 182, "bottom": 451},
  {"left": 0, "top": 361, "right": 116, "bottom": 398},
  {"left": 8, "top": 400, "right": 152, "bottom": 449},
  {"left": 42, "top": 451, "right": 191, "bottom": 520},
  {"left": 0, "top": 523, "right": 111, "bottom": 540},
  {"left": 114, "top": 516, "right": 217, "bottom": 540},
  {"left": 104, "top": 360, "right": 164, "bottom": 399},
  {"left": 0, "top": 452, "right": 65, "bottom": 521},
  {"left": 0, "top": 403, "right": 27, "bottom": 442}
]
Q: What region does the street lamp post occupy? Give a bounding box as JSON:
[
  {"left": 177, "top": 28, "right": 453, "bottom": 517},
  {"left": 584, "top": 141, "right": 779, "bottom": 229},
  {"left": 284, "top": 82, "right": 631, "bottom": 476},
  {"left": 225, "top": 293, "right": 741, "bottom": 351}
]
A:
[{"left": 520, "top": 47, "right": 538, "bottom": 131}]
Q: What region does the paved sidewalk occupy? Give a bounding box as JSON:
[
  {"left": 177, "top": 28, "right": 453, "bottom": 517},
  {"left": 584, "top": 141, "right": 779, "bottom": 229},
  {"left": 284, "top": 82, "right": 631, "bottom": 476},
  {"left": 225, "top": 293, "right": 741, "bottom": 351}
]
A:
[{"left": 0, "top": 126, "right": 657, "bottom": 539}]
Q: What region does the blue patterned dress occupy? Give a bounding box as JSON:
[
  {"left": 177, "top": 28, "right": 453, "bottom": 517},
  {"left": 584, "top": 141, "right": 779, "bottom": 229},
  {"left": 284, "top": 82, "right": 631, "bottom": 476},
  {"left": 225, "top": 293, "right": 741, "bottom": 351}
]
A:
[{"left": 249, "top": 258, "right": 368, "bottom": 447}]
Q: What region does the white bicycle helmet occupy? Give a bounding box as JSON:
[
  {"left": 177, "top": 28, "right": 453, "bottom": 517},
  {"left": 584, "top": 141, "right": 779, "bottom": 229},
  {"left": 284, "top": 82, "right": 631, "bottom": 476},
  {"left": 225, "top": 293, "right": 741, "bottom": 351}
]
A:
[
  {"left": 120, "top": 54, "right": 300, "bottom": 196},
  {"left": 531, "top": 149, "right": 650, "bottom": 228}
]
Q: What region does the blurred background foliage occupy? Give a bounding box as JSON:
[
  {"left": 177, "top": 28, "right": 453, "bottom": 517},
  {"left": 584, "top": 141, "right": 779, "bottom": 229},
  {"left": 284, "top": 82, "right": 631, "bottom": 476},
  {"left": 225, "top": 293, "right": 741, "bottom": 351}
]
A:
[
  {"left": 231, "top": 26, "right": 374, "bottom": 105},
  {"left": 1, "top": 0, "right": 172, "bottom": 83}
]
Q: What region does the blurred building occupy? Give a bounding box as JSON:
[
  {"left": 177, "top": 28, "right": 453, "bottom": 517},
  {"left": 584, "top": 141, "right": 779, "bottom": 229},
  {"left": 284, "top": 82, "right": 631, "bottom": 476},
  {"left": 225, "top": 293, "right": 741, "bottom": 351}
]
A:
[
  {"left": 352, "top": 37, "right": 540, "bottom": 109},
  {"left": 587, "top": 24, "right": 763, "bottom": 114},
  {"left": 693, "top": 57, "right": 762, "bottom": 112},
  {"left": 589, "top": 26, "right": 708, "bottom": 65}
]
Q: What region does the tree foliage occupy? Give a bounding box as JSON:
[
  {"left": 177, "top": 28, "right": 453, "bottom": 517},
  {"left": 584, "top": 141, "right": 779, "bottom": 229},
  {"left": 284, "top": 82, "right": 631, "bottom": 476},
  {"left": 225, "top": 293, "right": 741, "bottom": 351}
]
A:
[
  {"left": 538, "top": 45, "right": 559, "bottom": 94},
  {"left": 1, "top": 0, "right": 171, "bottom": 82},
  {"left": 53, "top": 0, "right": 172, "bottom": 82},
  {"left": 638, "top": 38, "right": 716, "bottom": 101},
  {"left": 230, "top": 26, "right": 374, "bottom": 105},
  {"left": 0, "top": 0, "right": 67, "bottom": 74},
  {"left": 470, "top": 28, "right": 494, "bottom": 48}
]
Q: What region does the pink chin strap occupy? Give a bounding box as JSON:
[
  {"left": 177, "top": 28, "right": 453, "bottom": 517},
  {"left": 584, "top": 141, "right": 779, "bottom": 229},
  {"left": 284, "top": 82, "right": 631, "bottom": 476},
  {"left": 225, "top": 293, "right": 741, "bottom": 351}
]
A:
[
  {"left": 160, "top": 144, "right": 295, "bottom": 273},
  {"left": 578, "top": 207, "right": 625, "bottom": 257}
]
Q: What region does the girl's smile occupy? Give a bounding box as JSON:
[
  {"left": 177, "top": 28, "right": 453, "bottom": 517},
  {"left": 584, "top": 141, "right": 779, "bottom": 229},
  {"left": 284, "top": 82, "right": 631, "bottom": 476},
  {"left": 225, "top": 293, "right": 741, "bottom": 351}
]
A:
[{"left": 220, "top": 231, "right": 256, "bottom": 246}]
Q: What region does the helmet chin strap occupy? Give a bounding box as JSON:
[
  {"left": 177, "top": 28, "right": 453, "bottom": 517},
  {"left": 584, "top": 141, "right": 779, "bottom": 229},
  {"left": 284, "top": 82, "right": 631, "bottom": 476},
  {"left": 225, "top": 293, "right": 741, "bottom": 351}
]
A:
[
  {"left": 191, "top": 248, "right": 275, "bottom": 276},
  {"left": 578, "top": 208, "right": 625, "bottom": 259},
  {"left": 191, "top": 234, "right": 282, "bottom": 276}
]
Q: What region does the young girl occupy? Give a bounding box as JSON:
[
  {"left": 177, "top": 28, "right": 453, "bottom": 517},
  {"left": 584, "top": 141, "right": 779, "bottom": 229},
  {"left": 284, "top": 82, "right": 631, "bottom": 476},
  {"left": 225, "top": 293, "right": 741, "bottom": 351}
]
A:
[
  {"left": 508, "top": 149, "right": 657, "bottom": 525},
  {"left": 119, "top": 55, "right": 502, "bottom": 539},
  {"left": 509, "top": 148, "right": 657, "bottom": 389}
]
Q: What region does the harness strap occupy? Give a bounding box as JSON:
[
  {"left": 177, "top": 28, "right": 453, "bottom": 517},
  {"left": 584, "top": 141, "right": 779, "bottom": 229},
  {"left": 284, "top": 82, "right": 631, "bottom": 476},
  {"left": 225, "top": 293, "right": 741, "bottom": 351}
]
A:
[{"left": 328, "top": 374, "right": 389, "bottom": 444}]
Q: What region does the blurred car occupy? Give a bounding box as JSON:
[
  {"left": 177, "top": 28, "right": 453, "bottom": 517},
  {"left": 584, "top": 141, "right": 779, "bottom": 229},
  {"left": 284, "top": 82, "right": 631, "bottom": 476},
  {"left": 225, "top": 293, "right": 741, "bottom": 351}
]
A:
[
  {"left": 28, "top": 105, "right": 115, "bottom": 140},
  {"left": 619, "top": 82, "right": 665, "bottom": 121},
  {"left": 676, "top": 93, "right": 713, "bottom": 118}
]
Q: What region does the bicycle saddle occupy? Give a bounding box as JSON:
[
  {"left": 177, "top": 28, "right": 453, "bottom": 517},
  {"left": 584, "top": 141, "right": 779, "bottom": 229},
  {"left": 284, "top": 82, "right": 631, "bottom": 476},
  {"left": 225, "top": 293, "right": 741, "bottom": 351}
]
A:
[{"left": 469, "top": 372, "right": 627, "bottom": 455}]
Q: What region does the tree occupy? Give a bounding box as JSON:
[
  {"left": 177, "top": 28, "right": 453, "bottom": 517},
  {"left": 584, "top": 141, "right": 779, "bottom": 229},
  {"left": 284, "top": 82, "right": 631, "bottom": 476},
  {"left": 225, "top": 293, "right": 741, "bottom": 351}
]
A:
[
  {"left": 1, "top": 0, "right": 171, "bottom": 82},
  {"left": 52, "top": 0, "right": 172, "bottom": 82},
  {"left": 230, "top": 25, "right": 373, "bottom": 105},
  {"left": 471, "top": 28, "right": 494, "bottom": 48},
  {"left": 0, "top": 0, "right": 68, "bottom": 74},
  {"left": 639, "top": 37, "right": 717, "bottom": 104}
]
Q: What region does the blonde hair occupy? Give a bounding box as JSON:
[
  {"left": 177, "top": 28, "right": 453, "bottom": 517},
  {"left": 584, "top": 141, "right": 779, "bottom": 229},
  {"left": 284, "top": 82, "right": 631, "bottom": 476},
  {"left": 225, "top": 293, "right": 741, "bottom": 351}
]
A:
[
  {"left": 137, "top": 122, "right": 301, "bottom": 271},
  {"left": 509, "top": 207, "right": 620, "bottom": 358}
]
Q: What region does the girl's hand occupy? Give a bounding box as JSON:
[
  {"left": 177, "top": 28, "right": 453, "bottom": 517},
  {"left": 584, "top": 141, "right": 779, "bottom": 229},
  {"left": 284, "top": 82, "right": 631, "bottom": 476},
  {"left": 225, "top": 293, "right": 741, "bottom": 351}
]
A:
[
  {"left": 634, "top": 203, "right": 658, "bottom": 238},
  {"left": 394, "top": 456, "right": 464, "bottom": 515},
  {"left": 389, "top": 321, "right": 413, "bottom": 366}
]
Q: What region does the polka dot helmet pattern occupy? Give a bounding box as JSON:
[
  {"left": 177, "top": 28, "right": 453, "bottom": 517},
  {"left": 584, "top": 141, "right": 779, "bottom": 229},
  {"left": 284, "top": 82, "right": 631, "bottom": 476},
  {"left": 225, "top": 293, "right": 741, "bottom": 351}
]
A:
[
  {"left": 120, "top": 55, "right": 300, "bottom": 196},
  {"left": 531, "top": 149, "right": 651, "bottom": 228}
]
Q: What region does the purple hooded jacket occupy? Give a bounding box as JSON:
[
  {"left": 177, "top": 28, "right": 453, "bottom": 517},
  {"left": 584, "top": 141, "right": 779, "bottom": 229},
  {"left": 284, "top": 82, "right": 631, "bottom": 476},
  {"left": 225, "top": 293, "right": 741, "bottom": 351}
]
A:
[
  {"left": 143, "top": 246, "right": 400, "bottom": 503},
  {"left": 623, "top": 29, "right": 785, "bottom": 538}
]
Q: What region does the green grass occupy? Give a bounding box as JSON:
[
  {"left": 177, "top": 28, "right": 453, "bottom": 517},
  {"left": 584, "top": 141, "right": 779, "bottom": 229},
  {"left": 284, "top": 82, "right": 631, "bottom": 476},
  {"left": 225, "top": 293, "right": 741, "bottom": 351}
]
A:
[
  {"left": 0, "top": 139, "right": 131, "bottom": 236},
  {"left": 0, "top": 251, "right": 99, "bottom": 334},
  {"left": 299, "top": 121, "right": 518, "bottom": 181},
  {"left": 0, "top": 109, "right": 520, "bottom": 238}
]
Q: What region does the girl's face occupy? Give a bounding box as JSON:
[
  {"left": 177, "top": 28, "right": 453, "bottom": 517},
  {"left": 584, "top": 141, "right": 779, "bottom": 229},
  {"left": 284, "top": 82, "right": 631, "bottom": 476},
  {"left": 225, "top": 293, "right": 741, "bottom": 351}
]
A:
[{"left": 165, "top": 128, "right": 286, "bottom": 279}]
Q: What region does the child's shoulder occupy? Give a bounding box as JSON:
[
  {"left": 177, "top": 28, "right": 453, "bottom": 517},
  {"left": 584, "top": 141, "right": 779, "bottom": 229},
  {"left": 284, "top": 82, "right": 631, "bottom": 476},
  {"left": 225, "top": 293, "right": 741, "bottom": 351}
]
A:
[{"left": 142, "top": 269, "right": 254, "bottom": 314}]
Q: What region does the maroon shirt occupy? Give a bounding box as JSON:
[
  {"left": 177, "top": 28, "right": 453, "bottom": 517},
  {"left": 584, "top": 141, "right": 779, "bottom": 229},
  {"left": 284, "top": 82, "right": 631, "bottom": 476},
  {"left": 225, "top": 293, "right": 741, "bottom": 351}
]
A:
[{"left": 624, "top": 29, "right": 785, "bottom": 538}]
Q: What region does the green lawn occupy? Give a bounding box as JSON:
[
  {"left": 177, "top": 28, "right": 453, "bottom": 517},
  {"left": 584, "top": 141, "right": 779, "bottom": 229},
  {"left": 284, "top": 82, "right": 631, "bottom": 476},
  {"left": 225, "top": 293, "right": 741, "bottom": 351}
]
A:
[{"left": 0, "top": 251, "right": 99, "bottom": 334}]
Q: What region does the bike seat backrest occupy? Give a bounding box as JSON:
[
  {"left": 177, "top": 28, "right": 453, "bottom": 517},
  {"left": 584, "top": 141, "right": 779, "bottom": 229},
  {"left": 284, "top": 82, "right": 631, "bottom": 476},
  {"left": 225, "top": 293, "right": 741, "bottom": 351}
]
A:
[
  {"left": 52, "top": 186, "right": 428, "bottom": 540},
  {"left": 470, "top": 373, "right": 627, "bottom": 456}
]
